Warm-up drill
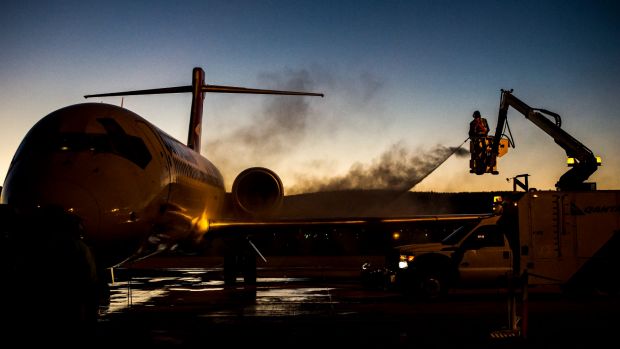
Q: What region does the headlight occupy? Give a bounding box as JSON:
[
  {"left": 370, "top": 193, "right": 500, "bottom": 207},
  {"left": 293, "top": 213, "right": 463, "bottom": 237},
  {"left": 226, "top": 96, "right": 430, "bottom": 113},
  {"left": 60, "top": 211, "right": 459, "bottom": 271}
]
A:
[{"left": 398, "top": 254, "right": 415, "bottom": 269}]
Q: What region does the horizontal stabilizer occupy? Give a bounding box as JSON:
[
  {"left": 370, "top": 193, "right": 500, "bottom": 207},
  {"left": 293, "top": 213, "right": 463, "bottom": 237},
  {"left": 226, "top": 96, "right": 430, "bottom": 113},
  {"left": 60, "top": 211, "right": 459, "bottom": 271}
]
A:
[
  {"left": 84, "top": 67, "right": 324, "bottom": 154},
  {"left": 85, "top": 85, "right": 323, "bottom": 99}
]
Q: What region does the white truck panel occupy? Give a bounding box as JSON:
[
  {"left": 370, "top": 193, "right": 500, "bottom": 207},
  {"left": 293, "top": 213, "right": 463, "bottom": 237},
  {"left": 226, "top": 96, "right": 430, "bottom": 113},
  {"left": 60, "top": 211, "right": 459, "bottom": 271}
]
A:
[{"left": 519, "top": 191, "right": 620, "bottom": 286}]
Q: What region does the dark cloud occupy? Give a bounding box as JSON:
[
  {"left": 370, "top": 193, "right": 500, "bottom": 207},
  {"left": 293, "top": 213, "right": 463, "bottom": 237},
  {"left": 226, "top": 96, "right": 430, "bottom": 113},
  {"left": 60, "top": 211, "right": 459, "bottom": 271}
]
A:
[
  {"left": 206, "top": 68, "right": 321, "bottom": 166},
  {"left": 204, "top": 66, "right": 386, "bottom": 181}
]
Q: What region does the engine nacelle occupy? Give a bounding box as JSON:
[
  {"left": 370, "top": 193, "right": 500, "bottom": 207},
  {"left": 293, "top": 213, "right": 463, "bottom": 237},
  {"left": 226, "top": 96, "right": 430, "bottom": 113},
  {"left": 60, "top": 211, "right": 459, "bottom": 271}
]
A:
[{"left": 231, "top": 167, "right": 284, "bottom": 217}]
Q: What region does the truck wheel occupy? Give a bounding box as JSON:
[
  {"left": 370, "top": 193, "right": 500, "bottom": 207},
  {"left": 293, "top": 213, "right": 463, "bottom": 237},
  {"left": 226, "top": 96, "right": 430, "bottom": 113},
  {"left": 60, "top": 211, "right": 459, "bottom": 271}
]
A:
[{"left": 419, "top": 271, "right": 447, "bottom": 300}]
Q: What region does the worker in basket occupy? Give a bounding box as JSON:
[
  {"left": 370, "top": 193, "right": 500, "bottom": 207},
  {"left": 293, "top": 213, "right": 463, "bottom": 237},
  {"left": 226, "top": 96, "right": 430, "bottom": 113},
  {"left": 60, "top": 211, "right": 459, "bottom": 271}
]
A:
[{"left": 469, "top": 110, "right": 490, "bottom": 174}]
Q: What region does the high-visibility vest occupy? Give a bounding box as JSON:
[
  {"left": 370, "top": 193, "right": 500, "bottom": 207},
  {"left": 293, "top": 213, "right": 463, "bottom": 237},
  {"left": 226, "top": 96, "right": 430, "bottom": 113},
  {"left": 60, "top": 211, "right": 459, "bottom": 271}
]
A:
[{"left": 476, "top": 118, "right": 487, "bottom": 134}]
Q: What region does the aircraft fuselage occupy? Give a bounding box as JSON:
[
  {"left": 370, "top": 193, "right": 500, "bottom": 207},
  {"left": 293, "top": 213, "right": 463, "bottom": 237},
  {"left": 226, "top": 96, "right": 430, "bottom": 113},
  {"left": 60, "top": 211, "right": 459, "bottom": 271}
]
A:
[{"left": 1, "top": 103, "right": 225, "bottom": 267}]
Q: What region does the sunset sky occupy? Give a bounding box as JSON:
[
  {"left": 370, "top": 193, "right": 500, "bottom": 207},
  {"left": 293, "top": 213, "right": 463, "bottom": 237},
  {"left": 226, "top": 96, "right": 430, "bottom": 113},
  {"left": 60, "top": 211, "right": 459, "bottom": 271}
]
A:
[{"left": 2, "top": 0, "right": 619, "bottom": 193}]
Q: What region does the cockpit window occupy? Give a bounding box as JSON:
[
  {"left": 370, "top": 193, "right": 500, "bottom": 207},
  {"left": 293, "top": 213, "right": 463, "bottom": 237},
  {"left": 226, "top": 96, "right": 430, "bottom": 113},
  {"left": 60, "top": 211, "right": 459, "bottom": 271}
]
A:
[
  {"left": 95, "top": 118, "right": 152, "bottom": 169},
  {"left": 15, "top": 116, "right": 152, "bottom": 169}
]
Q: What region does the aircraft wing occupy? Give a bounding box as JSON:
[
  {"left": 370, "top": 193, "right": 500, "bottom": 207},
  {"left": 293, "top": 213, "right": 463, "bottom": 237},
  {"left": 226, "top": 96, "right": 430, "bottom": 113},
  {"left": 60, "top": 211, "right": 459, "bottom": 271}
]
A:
[
  {"left": 201, "top": 213, "right": 492, "bottom": 254},
  {"left": 208, "top": 213, "right": 489, "bottom": 231}
]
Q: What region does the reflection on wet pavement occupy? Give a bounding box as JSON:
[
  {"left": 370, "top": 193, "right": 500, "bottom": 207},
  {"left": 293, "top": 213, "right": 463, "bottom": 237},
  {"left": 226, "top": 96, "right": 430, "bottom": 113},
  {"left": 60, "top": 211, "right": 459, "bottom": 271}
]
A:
[{"left": 100, "top": 268, "right": 336, "bottom": 317}]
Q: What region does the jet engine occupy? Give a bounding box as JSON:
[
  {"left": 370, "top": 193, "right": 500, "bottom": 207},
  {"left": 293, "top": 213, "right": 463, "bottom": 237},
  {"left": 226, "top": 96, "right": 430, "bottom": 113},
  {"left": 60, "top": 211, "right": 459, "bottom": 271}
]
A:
[{"left": 231, "top": 167, "right": 284, "bottom": 217}]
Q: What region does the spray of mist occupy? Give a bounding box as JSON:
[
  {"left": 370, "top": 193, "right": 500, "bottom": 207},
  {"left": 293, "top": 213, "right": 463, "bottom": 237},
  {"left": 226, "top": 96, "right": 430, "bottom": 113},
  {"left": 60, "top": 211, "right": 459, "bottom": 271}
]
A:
[
  {"left": 290, "top": 142, "right": 469, "bottom": 193},
  {"left": 202, "top": 66, "right": 468, "bottom": 194}
]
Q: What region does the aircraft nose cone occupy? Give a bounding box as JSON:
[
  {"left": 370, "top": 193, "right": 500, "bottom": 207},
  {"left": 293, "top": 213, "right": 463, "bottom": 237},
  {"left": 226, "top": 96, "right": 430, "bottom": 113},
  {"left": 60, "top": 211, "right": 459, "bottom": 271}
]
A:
[{"left": 3, "top": 178, "right": 101, "bottom": 238}]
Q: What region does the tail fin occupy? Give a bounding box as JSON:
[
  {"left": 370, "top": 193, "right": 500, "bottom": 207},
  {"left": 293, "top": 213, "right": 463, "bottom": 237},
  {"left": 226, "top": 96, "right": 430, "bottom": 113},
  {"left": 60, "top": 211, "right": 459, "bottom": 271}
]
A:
[
  {"left": 85, "top": 67, "right": 323, "bottom": 154},
  {"left": 188, "top": 67, "right": 205, "bottom": 152}
]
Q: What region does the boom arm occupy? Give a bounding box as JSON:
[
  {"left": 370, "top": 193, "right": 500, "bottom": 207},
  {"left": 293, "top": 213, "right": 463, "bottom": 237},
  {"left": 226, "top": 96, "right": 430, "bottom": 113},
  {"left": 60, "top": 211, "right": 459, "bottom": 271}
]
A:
[{"left": 490, "top": 90, "right": 599, "bottom": 191}]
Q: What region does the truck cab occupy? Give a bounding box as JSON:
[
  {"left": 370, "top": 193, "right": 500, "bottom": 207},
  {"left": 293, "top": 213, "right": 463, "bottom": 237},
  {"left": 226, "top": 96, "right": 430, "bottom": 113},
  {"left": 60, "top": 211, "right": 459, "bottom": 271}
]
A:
[{"left": 394, "top": 215, "right": 513, "bottom": 299}]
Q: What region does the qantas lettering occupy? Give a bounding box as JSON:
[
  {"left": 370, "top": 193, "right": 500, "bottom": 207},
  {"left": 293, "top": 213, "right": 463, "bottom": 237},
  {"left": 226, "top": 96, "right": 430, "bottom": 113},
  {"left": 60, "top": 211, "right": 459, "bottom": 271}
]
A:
[{"left": 583, "top": 205, "right": 620, "bottom": 214}]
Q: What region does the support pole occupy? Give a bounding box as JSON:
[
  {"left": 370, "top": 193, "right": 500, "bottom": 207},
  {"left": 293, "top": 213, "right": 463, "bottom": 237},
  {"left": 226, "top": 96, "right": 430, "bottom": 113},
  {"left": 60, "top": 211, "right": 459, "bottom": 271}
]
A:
[{"left": 521, "top": 269, "right": 529, "bottom": 339}]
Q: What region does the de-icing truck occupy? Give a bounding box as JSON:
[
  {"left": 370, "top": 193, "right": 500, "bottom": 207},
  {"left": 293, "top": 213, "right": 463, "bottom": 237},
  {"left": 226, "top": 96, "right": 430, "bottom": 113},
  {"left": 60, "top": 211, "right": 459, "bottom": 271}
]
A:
[
  {"left": 387, "top": 90, "right": 619, "bottom": 298},
  {"left": 391, "top": 190, "right": 620, "bottom": 299}
]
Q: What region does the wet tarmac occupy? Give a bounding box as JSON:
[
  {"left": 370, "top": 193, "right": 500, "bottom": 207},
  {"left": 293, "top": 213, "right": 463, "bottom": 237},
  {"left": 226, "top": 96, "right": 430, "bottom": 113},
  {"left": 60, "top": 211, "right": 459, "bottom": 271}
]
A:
[
  {"left": 88, "top": 263, "right": 620, "bottom": 348},
  {"left": 2, "top": 253, "right": 618, "bottom": 348}
]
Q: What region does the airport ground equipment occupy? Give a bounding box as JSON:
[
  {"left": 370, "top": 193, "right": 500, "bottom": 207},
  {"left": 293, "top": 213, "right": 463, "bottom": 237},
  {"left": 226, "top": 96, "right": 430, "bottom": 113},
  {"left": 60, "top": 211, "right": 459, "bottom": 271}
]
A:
[
  {"left": 389, "top": 190, "right": 620, "bottom": 299},
  {"left": 470, "top": 90, "right": 601, "bottom": 191}
]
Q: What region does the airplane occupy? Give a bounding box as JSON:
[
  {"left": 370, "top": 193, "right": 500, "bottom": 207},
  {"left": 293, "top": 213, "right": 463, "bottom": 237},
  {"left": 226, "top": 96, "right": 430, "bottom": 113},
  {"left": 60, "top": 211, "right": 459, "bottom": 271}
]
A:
[
  {"left": 0, "top": 67, "right": 488, "bottom": 326},
  {"left": 1, "top": 66, "right": 327, "bottom": 270}
]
